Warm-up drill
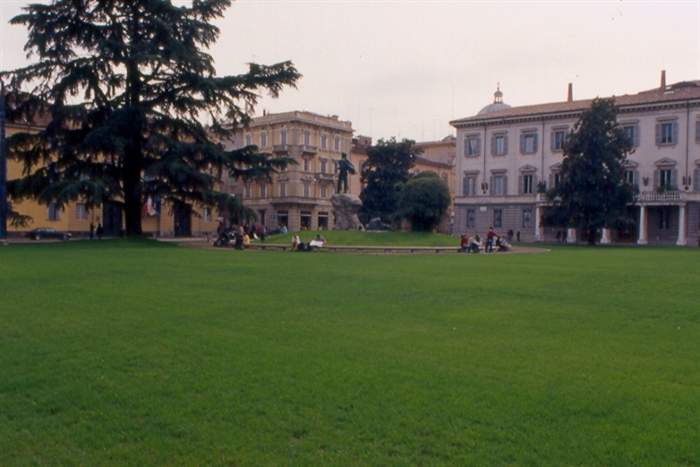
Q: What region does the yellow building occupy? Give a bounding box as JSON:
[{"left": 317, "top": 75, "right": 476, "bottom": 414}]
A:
[
  {"left": 5, "top": 120, "right": 218, "bottom": 238},
  {"left": 224, "top": 111, "right": 355, "bottom": 231}
]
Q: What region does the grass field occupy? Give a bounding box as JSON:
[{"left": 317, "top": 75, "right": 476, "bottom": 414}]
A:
[
  {"left": 1, "top": 240, "right": 699, "bottom": 465},
  {"left": 263, "top": 230, "right": 457, "bottom": 246}
]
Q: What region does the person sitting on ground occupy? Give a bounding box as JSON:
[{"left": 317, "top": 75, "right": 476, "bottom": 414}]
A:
[
  {"left": 469, "top": 234, "right": 482, "bottom": 253},
  {"left": 291, "top": 234, "right": 301, "bottom": 251},
  {"left": 309, "top": 234, "right": 326, "bottom": 249},
  {"left": 280, "top": 224, "right": 288, "bottom": 234},
  {"left": 497, "top": 236, "right": 511, "bottom": 252},
  {"left": 459, "top": 234, "right": 469, "bottom": 253},
  {"left": 243, "top": 232, "right": 251, "bottom": 248}
]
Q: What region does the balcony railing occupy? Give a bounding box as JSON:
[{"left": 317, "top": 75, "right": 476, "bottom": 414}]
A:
[{"left": 636, "top": 190, "right": 681, "bottom": 202}]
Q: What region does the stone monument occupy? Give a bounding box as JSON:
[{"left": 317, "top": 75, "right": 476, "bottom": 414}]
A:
[{"left": 331, "top": 193, "right": 362, "bottom": 230}]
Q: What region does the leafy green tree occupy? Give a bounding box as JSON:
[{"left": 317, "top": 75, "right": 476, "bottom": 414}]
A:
[
  {"left": 359, "top": 138, "right": 417, "bottom": 223},
  {"left": 546, "top": 98, "right": 634, "bottom": 245},
  {"left": 397, "top": 171, "right": 451, "bottom": 231},
  {"left": 1, "top": 0, "right": 300, "bottom": 235}
]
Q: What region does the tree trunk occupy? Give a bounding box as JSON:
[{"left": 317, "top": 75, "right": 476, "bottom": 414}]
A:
[{"left": 123, "top": 167, "right": 143, "bottom": 236}]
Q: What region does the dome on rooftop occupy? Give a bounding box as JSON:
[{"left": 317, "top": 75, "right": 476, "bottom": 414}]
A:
[{"left": 477, "top": 83, "right": 511, "bottom": 115}]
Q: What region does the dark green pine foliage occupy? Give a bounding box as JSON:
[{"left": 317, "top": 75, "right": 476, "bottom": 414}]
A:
[
  {"left": 1, "top": 0, "right": 300, "bottom": 235},
  {"left": 359, "top": 138, "right": 417, "bottom": 223},
  {"left": 547, "top": 98, "right": 635, "bottom": 245}
]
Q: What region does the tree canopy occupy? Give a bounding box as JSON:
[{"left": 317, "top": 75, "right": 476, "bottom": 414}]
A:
[
  {"left": 397, "top": 171, "right": 451, "bottom": 231},
  {"left": 359, "top": 138, "right": 417, "bottom": 223},
  {"left": 546, "top": 98, "right": 635, "bottom": 244},
  {"left": 1, "top": 0, "right": 300, "bottom": 235}
]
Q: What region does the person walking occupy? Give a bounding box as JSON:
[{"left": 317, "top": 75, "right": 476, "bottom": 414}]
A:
[
  {"left": 89, "top": 222, "right": 95, "bottom": 240},
  {"left": 96, "top": 223, "right": 104, "bottom": 240}
]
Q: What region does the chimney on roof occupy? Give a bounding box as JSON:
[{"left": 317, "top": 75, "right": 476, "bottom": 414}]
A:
[
  {"left": 660, "top": 70, "right": 666, "bottom": 89},
  {"left": 567, "top": 83, "right": 573, "bottom": 103}
]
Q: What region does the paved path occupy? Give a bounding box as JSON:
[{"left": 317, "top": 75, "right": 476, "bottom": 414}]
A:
[{"left": 181, "top": 240, "right": 549, "bottom": 255}]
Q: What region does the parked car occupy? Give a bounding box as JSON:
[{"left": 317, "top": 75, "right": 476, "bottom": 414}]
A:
[{"left": 26, "top": 228, "right": 72, "bottom": 241}]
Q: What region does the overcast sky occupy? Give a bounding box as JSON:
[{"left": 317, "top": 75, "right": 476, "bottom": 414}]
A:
[{"left": 2, "top": 0, "right": 699, "bottom": 141}]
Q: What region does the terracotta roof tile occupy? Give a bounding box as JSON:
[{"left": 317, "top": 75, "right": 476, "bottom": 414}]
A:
[{"left": 451, "top": 80, "right": 700, "bottom": 126}]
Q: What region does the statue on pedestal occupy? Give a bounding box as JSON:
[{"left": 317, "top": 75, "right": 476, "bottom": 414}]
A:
[{"left": 336, "top": 153, "right": 355, "bottom": 194}]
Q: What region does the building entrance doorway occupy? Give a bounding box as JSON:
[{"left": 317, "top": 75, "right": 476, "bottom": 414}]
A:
[
  {"left": 174, "top": 203, "right": 192, "bottom": 237},
  {"left": 102, "top": 202, "right": 122, "bottom": 237}
]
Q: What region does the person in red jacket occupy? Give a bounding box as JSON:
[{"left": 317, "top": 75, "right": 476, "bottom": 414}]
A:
[{"left": 486, "top": 226, "right": 497, "bottom": 253}]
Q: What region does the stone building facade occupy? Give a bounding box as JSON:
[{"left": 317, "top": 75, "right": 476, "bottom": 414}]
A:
[
  {"left": 450, "top": 73, "right": 700, "bottom": 246},
  {"left": 224, "top": 111, "right": 355, "bottom": 231}
]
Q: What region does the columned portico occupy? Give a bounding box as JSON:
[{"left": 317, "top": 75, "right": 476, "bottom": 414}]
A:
[
  {"left": 676, "top": 203, "right": 687, "bottom": 246},
  {"left": 637, "top": 205, "right": 648, "bottom": 245}
]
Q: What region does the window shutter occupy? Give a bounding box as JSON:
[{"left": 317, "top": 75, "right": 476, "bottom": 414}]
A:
[
  {"left": 490, "top": 176, "right": 494, "bottom": 195},
  {"left": 672, "top": 122, "right": 679, "bottom": 145},
  {"left": 671, "top": 169, "right": 678, "bottom": 189},
  {"left": 696, "top": 120, "right": 700, "bottom": 143},
  {"left": 503, "top": 135, "right": 508, "bottom": 155},
  {"left": 464, "top": 138, "right": 469, "bottom": 156},
  {"left": 654, "top": 169, "right": 660, "bottom": 189},
  {"left": 518, "top": 175, "right": 523, "bottom": 194},
  {"left": 634, "top": 126, "right": 640, "bottom": 147},
  {"left": 633, "top": 170, "right": 639, "bottom": 188},
  {"left": 533, "top": 134, "right": 538, "bottom": 153},
  {"left": 533, "top": 174, "right": 538, "bottom": 189},
  {"left": 476, "top": 137, "right": 481, "bottom": 156},
  {"left": 548, "top": 173, "right": 554, "bottom": 189},
  {"left": 503, "top": 176, "right": 508, "bottom": 195},
  {"left": 520, "top": 134, "right": 525, "bottom": 154},
  {"left": 490, "top": 135, "right": 496, "bottom": 156},
  {"left": 694, "top": 168, "right": 700, "bottom": 192},
  {"left": 655, "top": 124, "right": 662, "bottom": 145},
  {"left": 550, "top": 132, "right": 556, "bottom": 151}
]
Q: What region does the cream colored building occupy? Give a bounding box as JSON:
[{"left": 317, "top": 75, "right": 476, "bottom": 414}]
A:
[
  {"left": 224, "top": 111, "right": 355, "bottom": 231},
  {"left": 451, "top": 73, "right": 700, "bottom": 246}
]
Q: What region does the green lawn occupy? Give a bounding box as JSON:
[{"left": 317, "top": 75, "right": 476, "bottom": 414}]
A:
[
  {"left": 1, "top": 240, "right": 699, "bottom": 465},
  {"left": 263, "top": 230, "right": 458, "bottom": 246}
]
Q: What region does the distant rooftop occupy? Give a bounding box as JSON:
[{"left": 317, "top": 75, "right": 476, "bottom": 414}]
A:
[
  {"left": 451, "top": 79, "right": 700, "bottom": 127},
  {"left": 248, "top": 110, "right": 353, "bottom": 132}
]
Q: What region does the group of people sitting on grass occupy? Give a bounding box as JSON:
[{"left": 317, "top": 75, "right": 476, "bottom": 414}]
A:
[
  {"left": 459, "top": 227, "right": 512, "bottom": 254},
  {"left": 291, "top": 234, "right": 327, "bottom": 252},
  {"left": 214, "top": 222, "right": 269, "bottom": 250}
]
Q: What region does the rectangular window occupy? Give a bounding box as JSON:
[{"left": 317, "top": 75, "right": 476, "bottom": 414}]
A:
[
  {"left": 623, "top": 125, "right": 638, "bottom": 147},
  {"left": 625, "top": 170, "right": 636, "bottom": 186},
  {"left": 318, "top": 212, "right": 329, "bottom": 230},
  {"left": 203, "top": 207, "right": 211, "bottom": 223},
  {"left": 304, "top": 158, "right": 310, "bottom": 172},
  {"left": 552, "top": 130, "right": 566, "bottom": 151},
  {"left": 463, "top": 175, "right": 476, "bottom": 196},
  {"left": 320, "top": 185, "right": 327, "bottom": 198},
  {"left": 260, "top": 131, "right": 268, "bottom": 148},
  {"left": 493, "top": 175, "right": 506, "bottom": 195},
  {"left": 303, "top": 182, "right": 310, "bottom": 198},
  {"left": 466, "top": 209, "right": 476, "bottom": 228},
  {"left": 280, "top": 128, "right": 287, "bottom": 145},
  {"left": 521, "top": 132, "right": 538, "bottom": 154},
  {"left": 244, "top": 184, "right": 252, "bottom": 199},
  {"left": 334, "top": 136, "right": 341, "bottom": 152},
  {"left": 76, "top": 203, "right": 88, "bottom": 220},
  {"left": 277, "top": 210, "right": 288, "bottom": 227},
  {"left": 522, "top": 208, "right": 533, "bottom": 228},
  {"left": 493, "top": 208, "right": 503, "bottom": 228},
  {"left": 660, "top": 122, "right": 674, "bottom": 144},
  {"left": 301, "top": 211, "right": 312, "bottom": 230},
  {"left": 522, "top": 174, "right": 534, "bottom": 194},
  {"left": 321, "top": 134, "right": 327, "bottom": 149},
  {"left": 659, "top": 169, "right": 673, "bottom": 189},
  {"left": 465, "top": 135, "right": 480, "bottom": 157},
  {"left": 320, "top": 158, "right": 327, "bottom": 174},
  {"left": 260, "top": 184, "right": 267, "bottom": 198},
  {"left": 494, "top": 135, "right": 506, "bottom": 156},
  {"left": 245, "top": 133, "right": 252, "bottom": 146},
  {"left": 553, "top": 173, "right": 562, "bottom": 188},
  {"left": 304, "top": 130, "right": 311, "bottom": 146},
  {"left": 48, "top": 202, "right": 59, "bottom": 221},
  {"left": 279, "top": 182, "right": 287, "bottom": 197}
]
